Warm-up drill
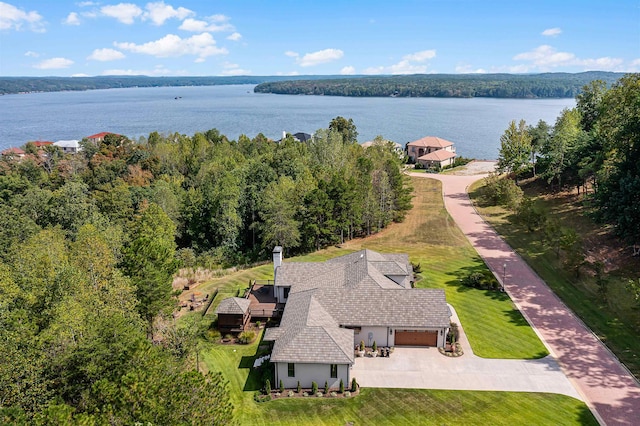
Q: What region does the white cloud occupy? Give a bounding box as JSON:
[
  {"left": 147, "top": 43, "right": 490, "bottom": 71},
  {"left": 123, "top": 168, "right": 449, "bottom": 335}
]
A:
[
  {"left": 100, "top": 3, "right": 143, "bottom": 24},
  {"left": 276, "top": 71, "right": 300, "bottom": 76},
  {"left": 115, "top": 32, "right": 227, "bottom": 61},
  {"left": 297, "top": 48, "right": 344, "bottom": 67},
  {"left": 513, "top": 45, "right": 624, "bottom": 71},
  {"left": 179, "top": 15, "right": 234, "bottom": 32},
  {"left": 363, "top": 49, "right": 437, "bottom": 75},
  {"left": 284, "top": 51, "right": 299, "bottom": 58},
  {"left": 64, "top": 12, "right": 81, "bottom": 25},
  {"left": 88, "top": 48, "right": 125, "bottom": 61},
  {"left": 340, "top": 66, "right": 356, "bottom": 75},
  {"left": 220, "top": 62, "right": 250, "bottom": 76},
  {"left": 403, "top": 50, "right": 436, "bottom": 62},
  {"left": 455, "top": 64, "right": 487, "bottom": 73},
  {"left": 25, "top": 50, "right": 39, "bottom": 57},
  {"left": 77, "top": 1, "right": 97, "bottom": 6},
  {"left": 541, "top": 27, "right": 562, "bottom": 37},
  {"left": 102, "top": 65, "right": 175, "bottom": 76},
  {"left": 227, "top": 32, "right": 242, "bottom": 41},
  {"left": 34, "top": 57, "right": 74, "bottom": 69},
  {"left": 144, "top": 1, "right": 193, "bottom": 26},
  {"left": 0, "top": 2, "right": 45, "bottom": 32}
]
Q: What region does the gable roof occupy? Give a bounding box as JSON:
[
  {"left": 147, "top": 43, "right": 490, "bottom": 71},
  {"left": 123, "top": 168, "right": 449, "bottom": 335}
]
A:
[
  {"left": 54, "top": 140, "right": 80, "bottom": 148},
  {"left": 408, "top": 136, "right": 454, "bottom": 149},
  {"left": 1, "top": 147, "right": 25, "bottom": 155},
  {"left": 86, "top": 132, "right": 114, "bottom": 140},
  {"left": 418, "top": 150, "right": 456, "bottom": 162},
  {"left": 215, "top": 297, "right": 251, "bottom": 315},
  {"left": 267, "top": 250, "right": 450, "bottom": 364},
  {"left": 30, "top": 141, "right": 54, "bottom": 147}
]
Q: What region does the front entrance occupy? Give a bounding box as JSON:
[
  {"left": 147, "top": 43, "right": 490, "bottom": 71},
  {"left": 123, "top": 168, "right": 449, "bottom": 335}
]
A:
[{"left": 394, "top": 330, "right": 438, "bottom": 346}]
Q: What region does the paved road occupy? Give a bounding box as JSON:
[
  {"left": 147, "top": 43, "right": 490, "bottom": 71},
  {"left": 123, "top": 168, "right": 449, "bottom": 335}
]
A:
[
  {"left": 353, "top": 305, "right": 581, "bottom": 399},
  {"left": 411, "top": 171, "right": 640, "bottom": 426}
]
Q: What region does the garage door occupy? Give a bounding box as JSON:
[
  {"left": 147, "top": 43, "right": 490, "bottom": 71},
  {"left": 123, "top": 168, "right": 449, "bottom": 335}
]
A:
[{"left": 394, "top": 330, "right": 438, "bottom": 346}]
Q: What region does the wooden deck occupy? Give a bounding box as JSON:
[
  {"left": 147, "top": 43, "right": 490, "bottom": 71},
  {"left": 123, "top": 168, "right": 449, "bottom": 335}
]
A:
[{"left": 248, "top": 284, "right": 284, "bottom": 319}]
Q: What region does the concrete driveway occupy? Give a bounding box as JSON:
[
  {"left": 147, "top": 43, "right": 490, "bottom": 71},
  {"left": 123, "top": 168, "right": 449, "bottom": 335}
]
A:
[{"left": 352, "top": 305, "right": 581, "bottom": 399}]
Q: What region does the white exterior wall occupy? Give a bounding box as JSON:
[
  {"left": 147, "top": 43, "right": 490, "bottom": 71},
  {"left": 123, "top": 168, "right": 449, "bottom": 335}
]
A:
[
  {"left": 274, "top": 285, "right": 290, "bottom": 304},
  {"left": 274, "top": 362, "right": 350, "bottom": 389},
  {"left": 354, "top": 326, "right": 391, "bottom": 348}
]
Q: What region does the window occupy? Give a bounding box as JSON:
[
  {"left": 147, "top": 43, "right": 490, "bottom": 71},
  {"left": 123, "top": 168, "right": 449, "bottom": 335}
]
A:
[
  {"left": 287, "top": 363, "right": 295, "bottom": 377},
  {"left": 330, "top": 364, "right": 338, "bottom": 378},
  {"left": 283, "top": 287, "right": 290, "bottom": 299}
]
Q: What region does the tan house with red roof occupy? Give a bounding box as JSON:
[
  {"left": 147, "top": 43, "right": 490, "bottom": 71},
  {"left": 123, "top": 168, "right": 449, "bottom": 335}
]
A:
[
  {"left": 1, "top": 147, "right": 25, "bottom": 159},
  {"left": 86, "top": 132, "right": 116, "bottom": 145},
  {"left": 30, "top": 141, "right": 54, "bottom": 148},
  {"left": 407, "top": 136, "right": 457, "bottom": 168}
]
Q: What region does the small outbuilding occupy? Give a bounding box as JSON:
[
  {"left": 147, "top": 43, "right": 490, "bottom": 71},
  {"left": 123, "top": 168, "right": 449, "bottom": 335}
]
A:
[{"left": 215, "top": 297, "right": 251, "bottom": 334}]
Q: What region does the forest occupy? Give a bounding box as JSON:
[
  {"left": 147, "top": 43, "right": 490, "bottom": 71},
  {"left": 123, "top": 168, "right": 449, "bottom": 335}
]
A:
[
  {"left": 254, "top": 71, "right": 625, "bottom": 99},
  {"left": 494, "top": 73, "right": 640, "bottom": 245},
  {"left": 0, "top": 75, "right": 347, "bottom": 95},
  {"left": 0, "top": 117, "right": 412, "bottom": 423}
]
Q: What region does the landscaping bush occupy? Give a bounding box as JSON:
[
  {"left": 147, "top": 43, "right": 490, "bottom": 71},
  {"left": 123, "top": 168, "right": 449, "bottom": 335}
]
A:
[
  {"left": 482, "top": 173, "right": 523, "bottom": 209},
  {"left": 462, "top": 271, "right": 500, "bottom": 290},
  {"left": 264, "top": 379, "right": 271, "bottom": 395},
  {"left": 237, "top": 330, "right": 256, "bottom": 344},
  {"left": 279, "top": 379, "right": 284, "bottom": 393},
  {"left": 351, "top": 378, "right": 357, "bottom": 392},
  {"left": 311, "top": 382, "right": 318, "bottom": 395},
  {"left": 515, "top": 196, "right": 547, "bottom": 232},
  {"left": 448, "top": 322, "right": 460, "bottom": 344},
  {"left": 339, "top": 379, "right": 344, "bottom": 393},
  {"left": 324, "top": 381, "right": 329, "bottom": 394},
  {"left": 297, "top": 381, "right": 301, "bottom": 393},
  {"left": 372, "top": 341, "right": 377, "bottom": 353}
]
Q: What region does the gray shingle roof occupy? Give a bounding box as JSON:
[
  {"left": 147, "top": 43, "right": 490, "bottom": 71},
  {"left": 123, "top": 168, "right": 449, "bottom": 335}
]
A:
[
  {"left": 268, "top": 249, "right": 449, "bottom": 364},
  {"left": 215, "top": 297, "right": 250, "bottom": 315}
]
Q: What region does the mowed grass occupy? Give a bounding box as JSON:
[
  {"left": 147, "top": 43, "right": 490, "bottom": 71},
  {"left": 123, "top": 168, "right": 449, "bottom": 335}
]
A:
[
  {"left": 202, "top": 334, "right": 596, "bottom": 426},
  {"left": 468, "top": 178, "right": 640, "bottom": 377},
  {"left": 193, "top": 175, "right": 599, "bottom": 425}
]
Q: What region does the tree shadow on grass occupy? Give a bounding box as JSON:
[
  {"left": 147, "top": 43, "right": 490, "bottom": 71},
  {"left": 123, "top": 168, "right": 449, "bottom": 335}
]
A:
[
  {"left": 503, "top": 308, "right": 530, "bottom": 327},
  {"left": 241, "top": 332, "right": 272, "bottom": 392}
]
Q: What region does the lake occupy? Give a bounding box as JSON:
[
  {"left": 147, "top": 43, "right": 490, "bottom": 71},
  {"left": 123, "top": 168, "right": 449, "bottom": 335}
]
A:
[{"left": 0, "top": 84, "right": 575, "bottom": 160}]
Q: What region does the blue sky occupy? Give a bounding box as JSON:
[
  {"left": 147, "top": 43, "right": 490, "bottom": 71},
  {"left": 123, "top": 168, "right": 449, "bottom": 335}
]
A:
[{"left": 1, "top": 0, "right": 638, "bottom": 76}]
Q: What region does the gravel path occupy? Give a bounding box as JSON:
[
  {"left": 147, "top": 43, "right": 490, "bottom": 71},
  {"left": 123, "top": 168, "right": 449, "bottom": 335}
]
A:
[{"left": 410, "top": 171, "right": 640, "bottom": 426}]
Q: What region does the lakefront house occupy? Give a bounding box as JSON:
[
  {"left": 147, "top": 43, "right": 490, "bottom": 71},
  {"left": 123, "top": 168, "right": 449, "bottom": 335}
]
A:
[
  {"left": 406, "top": 136, "right": 457, "bottom": 169},
  {"left": 262, "top": 247, "right": 451, "bottom": 389}
]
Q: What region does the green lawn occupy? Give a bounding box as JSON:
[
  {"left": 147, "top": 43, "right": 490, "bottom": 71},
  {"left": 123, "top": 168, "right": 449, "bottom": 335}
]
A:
[
  {"left": 188, "top": 175, "right": 603, "bottom": 425},
  {"left": 468, "top": 178, "right": 640, "bottom": 378},
  {"left": 201, "top": 335, "right": 596, "bottom": 426}
]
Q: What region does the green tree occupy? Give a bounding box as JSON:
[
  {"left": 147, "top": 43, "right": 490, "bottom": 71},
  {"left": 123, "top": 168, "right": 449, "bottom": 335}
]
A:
[
  {"left": 258, "top": 176, "right": 302, "bottom": 249},
  {"left": 576, "top": 79, "right": 607, "bottom": 132},
  {"left": 122, "top": 203, "right": 179, "bottom": 327},
  {"left": 497, "top": 119, "right": 532, "bottom": 181},
  {"left": 329, "top": 116, "right": 358, "bottom": 144},
  {"left": 541, "top": 108, "right": 582, "bottom": 190}
]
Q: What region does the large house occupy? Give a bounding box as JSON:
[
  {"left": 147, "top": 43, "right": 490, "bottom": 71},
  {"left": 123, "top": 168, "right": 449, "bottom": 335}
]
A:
[
  {"left": 406, "top": 136, "right": 457, "bottom": 169},
  {"left": 54, "top": 140, "right": 81, "bottom": 154},
  {"left": 85, "top": 132, "right": 117, "bottom": 145},
  {"left": 263, "top": 247, "right": 451, "bottom": 389}
]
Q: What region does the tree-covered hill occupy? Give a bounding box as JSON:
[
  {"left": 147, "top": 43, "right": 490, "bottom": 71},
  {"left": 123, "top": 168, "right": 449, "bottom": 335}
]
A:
[
  {"left": 0, "top": 75, "right": 348, "bottom": 95},
  {"left": 254, "top": 72, "right": 626, "bottom": 99}
]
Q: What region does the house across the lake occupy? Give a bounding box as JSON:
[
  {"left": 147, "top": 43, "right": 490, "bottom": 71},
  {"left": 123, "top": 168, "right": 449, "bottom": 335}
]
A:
[
  {"left": 406, "top": 136, "right": 457, "bottom": 168},
  {"left": 262, "top": 247, "right": 451, "bottom": 389}
]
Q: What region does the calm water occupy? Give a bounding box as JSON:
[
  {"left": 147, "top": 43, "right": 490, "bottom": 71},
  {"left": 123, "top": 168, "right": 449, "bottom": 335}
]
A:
[{"left": 0, "top": 84, "right": 574, "bottom": 159}]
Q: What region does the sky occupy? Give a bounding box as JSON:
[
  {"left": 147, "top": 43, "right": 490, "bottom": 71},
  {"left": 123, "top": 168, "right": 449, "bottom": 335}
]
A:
[{"left": 0, "top": 0, "right": 639, "bottom": 77}]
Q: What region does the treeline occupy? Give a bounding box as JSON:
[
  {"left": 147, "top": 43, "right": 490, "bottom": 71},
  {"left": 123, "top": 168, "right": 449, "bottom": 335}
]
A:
[
  {"left": 495, "top": 73, "right": 640, "bottom": 243},
  {"left": 254, "top": 72, "right": 625, "bottom": 99},
  {"left": 0, "top": 75, "right": 349, "bottom": 95},
  {"left": 0, "top": 117, "right": 412, "bottom": 422}
]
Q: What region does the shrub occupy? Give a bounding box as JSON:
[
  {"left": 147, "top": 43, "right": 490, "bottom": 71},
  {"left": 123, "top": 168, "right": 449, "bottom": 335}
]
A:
[
  {"left": 351, "top": 378, "right": 357, "bottom": 392},
  {"left": 339, "top": 379, "right": 344, "bottom": 393},
  {"left": 448, "top": 322, "right": 459, "bottom": 344},
  {"left": 462, "top": 270, "right": 499, "bottom": 290},
  {"left": 324, "top": 381, "right": 329, "bottom": 394},
  {"left": 311, "top": 382, "right": 318, "bottom": 394},
  {"left": 359, "top": 340, "right": 365, "bottom": 351},
  {"left": 255, "top": 320, "right": 261, "bottom": 328},
  {"left": 264, "top": 379, "right": 271, "bottom": 395},
  {"left": 515, "top": 196, "right": 546, "bottom": 231},
  {"left": 279, "top": 379, "right": 284, "bottom": 393},
  {"left": 482, "top": 173, "right": 523, "bottom": 209},
  {"left": 372, "top": 341, "right": 377, "bottom": 353},
  {"left": 297, "top": 381, "right": 301, "bottom": 393},
  {"left": 238, "top": 330, "right": 256, "bottom": 344}
]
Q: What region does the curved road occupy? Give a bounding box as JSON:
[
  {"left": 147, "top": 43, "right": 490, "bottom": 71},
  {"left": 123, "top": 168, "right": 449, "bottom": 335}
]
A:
[{"left": 410, "top": 171, "right": 640, "bottom": 426}]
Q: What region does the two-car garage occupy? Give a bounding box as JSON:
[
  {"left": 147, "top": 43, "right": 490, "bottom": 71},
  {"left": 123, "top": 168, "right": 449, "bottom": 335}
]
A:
[{"left": 394, "top": 330, "right": 438, "bottom": 346}]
